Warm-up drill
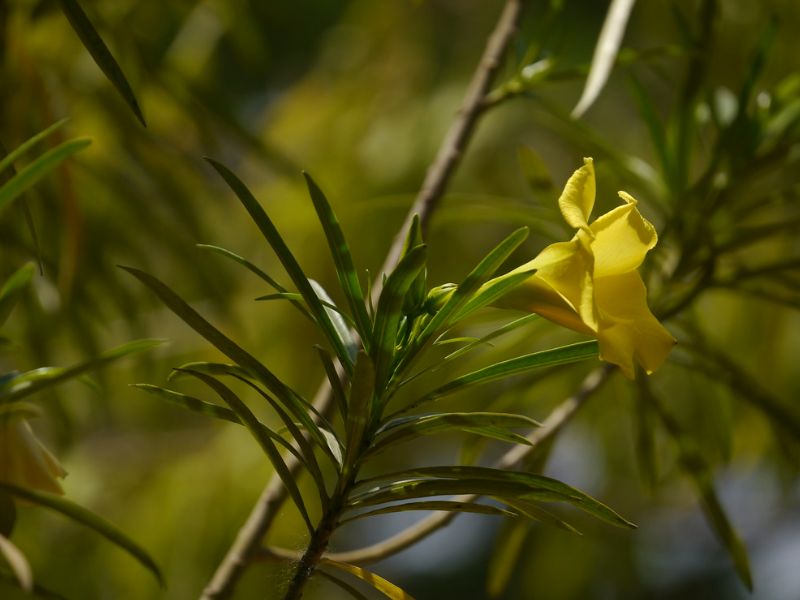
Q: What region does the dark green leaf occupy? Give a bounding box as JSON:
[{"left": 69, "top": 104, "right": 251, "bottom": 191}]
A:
[
  {"left": 367, "top": 412, "right": 540, "bottom": 457},
  {"left": 132, "top": 384, "right": 309, "bottom": 467},
  {"left": 315, "top": 346, "right": 348, "bottom": 421},
  {"left": 178, "top": 370, "right": 316, "bottom": 532},
  {"left": 0, "top": 483, "right": 163, "bottom": 586},
  {"left": 304, "top": 172, "right": 372, "bottom": 346},
  {"left": 343, "top": 352, "right": 375, "bottom": 475},
  {"left": 371, "top": 245, "right": 427, "bottom": 388},
  {"left": 352, "top": 465, "right": 634, "bottom": 529},
  {"left": 340, "top": 501, "right": 517, "bottom": 525},
  {"left": 205, "top": 159, "right": 354, "bottom": 372},
  {"left": 309, "top": 280, "right": 359, "bottom": 362},
  {"left": 57, "top": 0, "right": 146, "bottom": 126}
]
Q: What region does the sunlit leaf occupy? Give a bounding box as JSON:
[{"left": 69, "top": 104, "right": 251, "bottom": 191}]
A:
[
  {"left": 572, "top": 0, "right": 637, "bottom": 118},
  {"left": 57, "top": 0, "right": 146, "bottom": 126},
  {"left": 321, "top": 560, "right": 415, "bottom": 600},
  {"left": 403, "top": 341, "right": 599, "bottom": 413},
  {"left": 304, "top": 172, "right": 372, "bottom": 346},
  {"left": 0, "top": 483, "right": 163, "bottom": 586}
]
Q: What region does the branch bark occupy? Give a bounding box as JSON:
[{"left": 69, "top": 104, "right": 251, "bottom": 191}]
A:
[{"left": 200, "top": 1, "right": 527, "bottom": 598}]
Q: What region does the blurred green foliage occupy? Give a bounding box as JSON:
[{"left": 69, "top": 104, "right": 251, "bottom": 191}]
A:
[{"left": 1, "top": 0, "right": 799, "bottom": 598}]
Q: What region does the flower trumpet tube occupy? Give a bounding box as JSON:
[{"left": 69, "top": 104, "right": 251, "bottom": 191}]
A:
[
  {"left": 502, "top": 157, "right": 675, "bottom": 378},
  {"left": 0, "top": 415, "right": 67, "bottom": 495}
]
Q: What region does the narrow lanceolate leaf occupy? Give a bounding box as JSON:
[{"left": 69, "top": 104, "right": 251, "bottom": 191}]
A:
[
  {"left": 0, "top": 138, "right": 91, "bottom": 214},
  {"left": 0, "top": 262, "right": 35, "bottom": 327},
  {"left": 404, "top": 341, "right": 599, "bottom": 413},
  {"left": 366, "top": 412, "right": 540, "bottom": 457},
  {"left": 168, "top": 361, "right": 339, "bottom": 474},
  {"left": 451, "top": 270, "right": 535, "bottom": 322},
  {"left": 0, "top": 483, "right": 163, "bottom": 586},
  {"left": 487, "top": 520, "right": 529, "bottom": 599},
  {"left": 343, "top": 352, "right": 375, "bottom": 474},
  {"left": 395, "top": 228, "right": 530, "bottom": 377},
  {"left": 304, "top": 173, "right": 372, "bottom": 346},
  {"left": 0, "top": 339, "right": 163, "bottom": 404},
  {"left": 352, "top": 466, "right": 635, "bottom": 529},
  {"left": 340, "top": 501, "right": 517, "bottom": 525},
  {"left": 57, "top": 0, "right": 146, "bottom": 126},
  {"left": 0, "top": 533, "right": 32, "bottom": 592},
  {"left": 571, "top": 0, "right": 637, "bottom": 118},
  {"left": 444, "top": 314, "right": 540, "bottom": 362},
  {"left": 0, "top": 119, "right": 70, "bottom": 175},
  {"left": 132, "top": 384, "right": 309, "bottom": 467},
  {"left": 309, "top": 280, "right": 359, "bottom": 362},
  {"left": 120, "top": 267, "right": 330, "bottom": 445},
  {"left": 315, "top": 346, "right": 348, "bottom": 421},
  {"left": 196, "top": 244, "right": 314, "bottom": 317},
  {"left": 205, "top": 159, "right": 354, "bottom": 373},
  {"left": 179, "top": 370, "right": 316, "bottom": 533},
  {"left": 371, "top": 245, "right": 427, "bottom": 388},
  {"left": 321, "top": 560, "right": 415, "bottom": 600}
]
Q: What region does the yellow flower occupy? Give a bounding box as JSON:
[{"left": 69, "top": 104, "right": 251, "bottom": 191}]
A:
[
  {"left": 508, "top": 157, "right": 675, "bottom": 378},
  {"left": 0, "top": 415, "right": 66, "bottom": 495}
]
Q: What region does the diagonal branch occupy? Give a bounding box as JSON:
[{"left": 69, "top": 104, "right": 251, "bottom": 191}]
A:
[{"left": 200, "top": 2, "right": 527, "bottom": 598}]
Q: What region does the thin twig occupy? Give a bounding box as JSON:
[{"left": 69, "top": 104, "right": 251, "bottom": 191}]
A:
[{"left": 200, "top": 2, "right": 527, "bottom": 598}]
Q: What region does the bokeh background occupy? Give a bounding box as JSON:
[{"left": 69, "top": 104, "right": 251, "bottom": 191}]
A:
[{"left": 1, "top": 0, "right": 799, "bottom": 598}]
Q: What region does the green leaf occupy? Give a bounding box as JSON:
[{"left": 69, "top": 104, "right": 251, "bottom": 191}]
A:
[
  {"left": 304, "top": 173, "right": 372, "bottom": 346},
  {"left": 367, "top": 412, "right": 540, "bottom": 457},
  {"left": 57, "top": 0, "right": 146, "bottom": 126},
  {"left": 0, "top": 533, "right": 31, "bottom": 592},
  {"left": 340, "top": 500, "right": 517, "bottom": 525},
  {"left": 0, "top": 263, "right": 36, "bottom": 328},
  {"left": 132, "top": 384, "right": 309, "bottom": 467},
  {"left": 0, "top": 119, "right": 70, "bottom": 175},
  {"left": 315, "top": 346, "right": 348, "bottom": 421},
  {"left": 0, "top": 138, "right": 91, "bottom": 215},
  {"left": 0, "top": 483, "right": 163, "bottom": 587},
  {"left": 351, "top": 465, "right": 634, "bottom": 529},
  {"left": 403, "top": 341, "right": 599, "bottom": 413},
  {"left": 178, "top": 369, "right": 316, "bottom": 532},
  {"left": 120, "top": 267, "right": 331, "bottom": 446},
  {"left": 400, "top": 214, "right": 427, "bottom": 315},
  {"left": 396, "top": 228, "right": 529, "bottom": 377},
  {"left": 343, "top": 352, "right": 375, "bottom": 475},
  {"left": 443, "top": 314, "right": 540, "bottom": 362},
  {"left": 371, "top": 245, "right": 427, "bottom": 388},
  {"left": 321, "top": 560, "right": 415, "bottom": 600},
  {"left": 205, "top": 159, "right": 354, "bottom": 373},
  {"left": 572, "top": 0, "right": 637, "bottom": 118},
  {"left": 309, "top": 280, "right": 359, "bottom": 362},
  {"left": 0, "top": 339, "right": 162, "bottom": 404},
  {"left": 451, "top": 270, "right": 535, "bottom": 322}
]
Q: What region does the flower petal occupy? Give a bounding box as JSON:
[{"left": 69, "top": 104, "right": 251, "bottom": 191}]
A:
[
  {"left": 594, "top": 272, "right": 676, "bottom": 378},
  {"left": 511, "top": 238, "right": 599, "bottom": 333},
  {"left": 589, "top": 192, "right": 657, "bottom": 278},
  {"left": 558, "top": 157, "right": 596, "bottom": 232}
]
